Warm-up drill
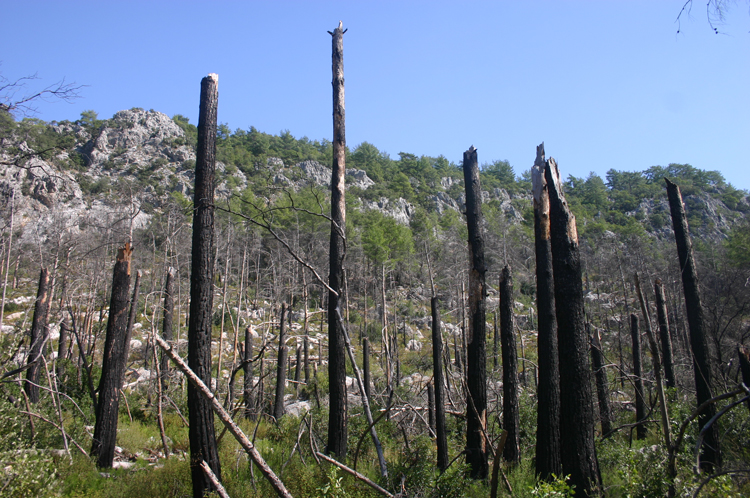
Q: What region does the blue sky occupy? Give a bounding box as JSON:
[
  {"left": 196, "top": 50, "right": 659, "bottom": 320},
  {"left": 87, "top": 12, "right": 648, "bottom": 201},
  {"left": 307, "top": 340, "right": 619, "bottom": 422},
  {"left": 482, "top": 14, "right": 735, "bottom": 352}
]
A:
[{"left": 3, "top": 1, "right": 749, "bottom": 189}]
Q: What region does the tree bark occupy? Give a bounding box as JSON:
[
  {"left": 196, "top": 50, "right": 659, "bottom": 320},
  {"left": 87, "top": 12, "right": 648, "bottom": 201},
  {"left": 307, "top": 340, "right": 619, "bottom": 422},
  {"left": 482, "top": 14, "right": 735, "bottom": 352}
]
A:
[
  {"left": 431, "top": 296, "right": 449, "bottom": 472},
  {"left": 630, "top": 314, "right": 647, "bottom": 440},
  {"left": 274, "top": 303, "right": 288, "bottom": 420},
  {"left": 91, "top": 243, "right": 132, "bottom": 468},
  {"left": 363, "top": 337, "right": 371, "bottom": 402},
  {"left": 187, "top": 73, "right": 221, "bottom": 496},
  {"left": 121, "top": 270, "right": 141, "bottom": 387},
  {"left": 243, "top": 327, "right": 255, "bottom": 420},
  {"left": 25, "top": 267, "right": 50, "bottom": 403},
  {"left": 500, "top": 266, "right": 520, "bottom": 464},
  {"left": 531, "top": 143, "right": 562, "bottom": 480},
  {"left": 160, "top": 267, "right": 175, "bottom": 391},
  {"left": 590, "top": 325, "right": 612, "bottom": 436},
  {"left": 326, "top": 21, "right": 348, "bottom": 460},
  {"left": 56, "top": 317, "right": 70, "bottom": 380},
  {"left": 545, "top": 157, "right": 602, "bottom": 496},
  {"left": 654, "top": 279, "right": 676, "bottom": 389},
  {"left": 462, "top": 145, "right": 488, "bottom": 479},
  {"left": 738, "top": 346, "right": 750, "bottom": 414},
  {"left": 665, "top": 177, "right": 721, "bottom": 471}
]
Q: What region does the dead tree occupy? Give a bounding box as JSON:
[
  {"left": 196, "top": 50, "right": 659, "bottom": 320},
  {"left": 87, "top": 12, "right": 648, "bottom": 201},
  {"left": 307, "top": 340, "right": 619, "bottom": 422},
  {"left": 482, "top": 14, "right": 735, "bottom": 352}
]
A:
[
  {"left": 462, "top": 145, "right": 488, "bottom": 479},
  {"left": 187, "top": 73, "right": 221, "bottom": 496},
  {"left": 654, "top": 279, "right": 676, "bottom": 389},
  {"left": 160, "top": 267, "right": 175, "bottom": 391},
  {"left": 431, "top": 297, "right": 449, "bottom": 472},
  {"left": 665, "top": 177, "right": 721, "bottom": 471},
  {"left": 56, "top": 317, "right": 70, "bottom": 380},
  {"left": 326, "top": 20, "right": 348, "bottom": 460},
  {"left": 531, "top": 143, "right": 562, "bottom": 479},
  {"left": 739, "top": 347, "right": 750, "bottom": 414},
  {"left": 91, "top": 243, "right": 132, "bottom": 468},
  {"left": 25, "top": 267, "right": 50, "bottom": 403},
  {"left": 274, "top": 303, "right": 288, "bottom": 421},
  {"left": 243, "top": 327, "right": 255, "bottom": 420},
  {"left": 500, "top": 265, "right": 520, "bottom": 464},
  {"left": 121, "top": 270, "right": 141, "bottom": 387},
  {"left": 545, "top": 157, "right": 602, "bottom": 496},
  {"left": 630, "top": 314, "right": 646, "bottom": 440},
  {"left": 590, "top": 325, "right": 612, "bottom": 436},
  {"left": 363, "top": 337, "right": 371, "bottom": 401}
]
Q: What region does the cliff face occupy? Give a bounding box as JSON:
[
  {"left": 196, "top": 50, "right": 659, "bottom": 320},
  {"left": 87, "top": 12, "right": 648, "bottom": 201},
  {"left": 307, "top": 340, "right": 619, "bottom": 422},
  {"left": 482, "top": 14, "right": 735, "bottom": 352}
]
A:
[{"left": 0, "top": 108, "right": 746, "bottom": 247}]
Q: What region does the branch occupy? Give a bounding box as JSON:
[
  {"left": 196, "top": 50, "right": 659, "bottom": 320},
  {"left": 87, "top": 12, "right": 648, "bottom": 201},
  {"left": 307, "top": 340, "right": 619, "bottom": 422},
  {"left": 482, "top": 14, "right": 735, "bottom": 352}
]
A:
[{"left": 315, "top": 452, "right": 393, "bottom": 498}]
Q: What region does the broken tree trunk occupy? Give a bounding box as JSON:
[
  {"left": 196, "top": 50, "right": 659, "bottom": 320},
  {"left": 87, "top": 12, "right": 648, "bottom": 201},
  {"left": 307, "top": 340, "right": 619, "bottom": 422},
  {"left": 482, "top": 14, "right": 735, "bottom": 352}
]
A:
[
  {"left": 121, "top": 270, "right": 141, "bottom": 387},
  {"left": 91, "top": 243, "right": 132, "bottom": 468},
  {"left": 545, "top": 157, "right": 602, "bottom": 496},
  {"left": 462, "top": 145, "right": 488, "bottom": 479},
  {"left": 25, "top": 267, "right": 50, "bottom": 403},
  {"left": 665, "top": 177, "right": 721, "bottom": 471},
  {"left": 590, "top": 324, "right": 612, "bottom": 436},
  {"left": 187, "top": 73, "right": 222, "bottom": 497},
  {"left": 630, "top": 313, "right": 647, "bottom": 440},
  {"left": 654, "top": 279, "right": 676, "bottom": 389},
  {"left": 431, "top": 296, "right": 449, "bottom": 472},
  {"left": 500, "top": 265, "right": 520, "bottom": 464},
  {"left": 531, "top": 143, "right": 562, "bottom": 480},
  {"left": 326, "top": 20, "right": 348, "bottom": 461}
]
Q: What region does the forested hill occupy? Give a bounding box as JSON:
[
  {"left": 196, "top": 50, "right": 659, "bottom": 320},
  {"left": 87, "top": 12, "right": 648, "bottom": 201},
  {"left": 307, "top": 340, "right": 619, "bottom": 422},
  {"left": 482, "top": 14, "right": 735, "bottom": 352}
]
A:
[{"left": 1, "top": 107, "right": 748, "bottom": 249}]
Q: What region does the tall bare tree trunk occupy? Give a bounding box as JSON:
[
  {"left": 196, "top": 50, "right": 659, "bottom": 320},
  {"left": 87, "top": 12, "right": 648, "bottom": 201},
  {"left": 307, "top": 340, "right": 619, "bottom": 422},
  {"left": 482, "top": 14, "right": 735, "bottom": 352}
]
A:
[
  {"left": 121, "top": 270, "right": 141, "bottom": 387},
  {"left": 274, "top": 303, "right": 288, "bottom": 420},
  {"left": 665, "top": 178, "right": 721, "bottom": 471},
  {"left": 462, "top": 146, "right": 488, "bottom": 479},
  {"left": 91, "top": 243, "right": 132, "bottom": 468},
  {"left": 545, "top": 157, "right": 602, "bottom": 496},
  {"left": 187, "top": 73, "right": 221, "bottom": 496},
  {"left": 654, "top": 279, "right": 676, "bottom": 389},
  {"left": 630, "top": 314, "right": 646, "bottom": 440},
  {"left": 25, "top": 267, "right": 50, "bottom": 403},
  {"left": 590, "top": 325, "right": 612, "bottom": 436},
  {"left": 531, "top": 143, "right": 562, "bottom": 479},
  {"left": 500, "top": 266, "right": 520, "bottom": 464},
  {"left": 160, "top": 268, "right": 175, "bottom": 391},
  {"left": 431, "top": 296, "right": 449, "bottom": 472},
  {"left": 326, "top": 21, "right": 348, "bottom": 460},
  {"left": 363, "top": 337, "right": 371, "bottom": 402},
  {"left": 243, "top": 327, "right": 255, "bottom": 420}
]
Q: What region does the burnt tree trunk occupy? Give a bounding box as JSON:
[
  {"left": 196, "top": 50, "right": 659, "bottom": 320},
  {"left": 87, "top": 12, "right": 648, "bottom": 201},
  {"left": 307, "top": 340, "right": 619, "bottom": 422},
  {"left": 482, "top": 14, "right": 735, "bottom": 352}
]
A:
[
  {"left": 665, "top": 178, "right": 721, "bottom": 471},
  {"left": 462, "top": 146, "right": 488, "bottom": 479},
  {"left": 531, "top": 143, "right": 562, "bottom": 480},
  {"left": 739, "top": 347, "right": 750, "bottom": 414},
  {"left": 274, "top": 303, "right": 288, "bottom": 420},
  {"left": 121, "top": 270, "right": 141, "bottom": 387},
  {"left": 56, "top": 317, "right": 70, "bottom": 380},
  {"left": 431, "top": 296, "right": 449, "bottom": 472},
  {"left": 91, "top": 243, "right": 132, "bottom": 468},
  {"left": 630, "top": 314, "right": 646, "bottom": 440},
  {"left": 243, "top": 327, "right": 255, "bottom": 420},
  {"left": 545, "top": 157, "right": 602, "bottom": 496},
  {"left": 326, "top": 21, "right": 348, "bottom": 461},
  {"left": 160, "top": 267, "right": 175, "bottom": 392},
  {"left": 187, "top": 73, "right": 221, "bottom": 496},
  {"left": 500, "top": 265, "right": 520, "bottom": 464},
  {"left": 654, "top": 279, "right": 676, "bottom": 389},
  {"left": 590, "top": 325, "right": 612, "bottom": 436},
  {"left": 25, "top": 267, "right": 50, "bottom": 403},
  {"left": 363, "top": 337, "right": 371, "bottom": 402}
]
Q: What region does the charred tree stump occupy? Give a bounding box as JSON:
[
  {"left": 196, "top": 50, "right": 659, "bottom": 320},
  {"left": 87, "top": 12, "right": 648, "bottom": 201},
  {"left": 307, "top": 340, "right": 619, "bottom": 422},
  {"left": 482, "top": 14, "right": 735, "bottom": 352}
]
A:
[
  {"left": 431, "top": 296, "right": 449, "bottom": 472},
  {"left": 630, "top": 314, "right": 646, "bottom": 440},
  {"left": 590, "top": 325, "right": 612, "bottom": 436},
  {"left": 25, "top": 267, "right": 50, "bottom": 403},
  {"left": 500, "top": 266, "right": 520, "bottom": 464},
  {"left": 462, "top": 145, "right": 488, "bottom": 479},
  {"left": 160, "top": 268, "right": 175, "bottom": 392},
  {"left": 665, "top": 178, "right": 721, "bottom": 471},
  {"left": 326, "top": 20, "right": 348, "bottom": 460},
  {"left": 545, "top": 157, "right": 602, "bottom": 496},
  {"left": 91, "top": 243, "right": 132, "bottom": 467},
  {"left": 654, "top": 279, "right": 676, "bottom": 389},
  {"left": 531, "top": 143, "right": 562, "bottom": 479},
  {"left": 187, "top": 73, "right": 222, "bottom": 496},
  {"left": 274, "top": 303, "right": 288, "bottom": 420}
]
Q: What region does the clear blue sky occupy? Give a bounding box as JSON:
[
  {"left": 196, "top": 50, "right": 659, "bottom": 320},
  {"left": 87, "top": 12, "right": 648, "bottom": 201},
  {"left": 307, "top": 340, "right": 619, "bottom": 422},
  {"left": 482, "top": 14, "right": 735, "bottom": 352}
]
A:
[{"left": 3, "top": 1, "right": 749, "bottom": 189}]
